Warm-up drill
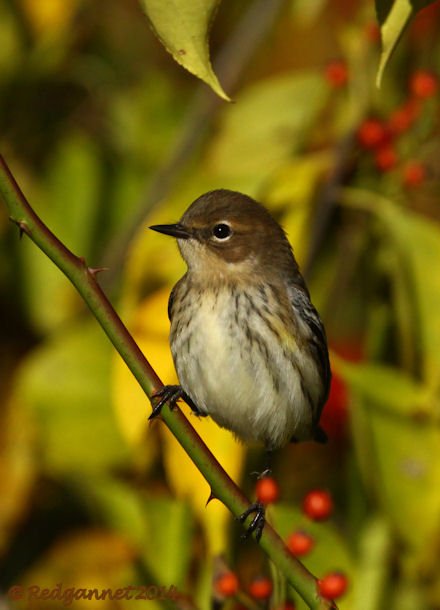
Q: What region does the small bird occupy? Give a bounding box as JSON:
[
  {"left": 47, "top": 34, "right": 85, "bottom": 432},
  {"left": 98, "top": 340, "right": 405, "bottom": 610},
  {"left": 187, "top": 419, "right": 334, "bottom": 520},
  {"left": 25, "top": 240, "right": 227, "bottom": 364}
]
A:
[{"left": 149, "top": 189, "right": 331, "bottom": 537}]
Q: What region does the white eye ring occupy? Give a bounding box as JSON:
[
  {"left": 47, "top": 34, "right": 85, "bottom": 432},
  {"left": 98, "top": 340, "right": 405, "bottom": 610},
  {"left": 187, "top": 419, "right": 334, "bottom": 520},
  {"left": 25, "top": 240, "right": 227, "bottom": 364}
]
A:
[{"left": 212, "top": 222, "right": 232, "bottom": 241}]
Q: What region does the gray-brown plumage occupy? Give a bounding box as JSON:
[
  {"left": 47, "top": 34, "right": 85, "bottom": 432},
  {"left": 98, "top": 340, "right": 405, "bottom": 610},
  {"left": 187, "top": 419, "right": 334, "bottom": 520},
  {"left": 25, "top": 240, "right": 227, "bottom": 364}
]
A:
[{"left": 150, "top": 189, "right": 330, "bottom": 450}]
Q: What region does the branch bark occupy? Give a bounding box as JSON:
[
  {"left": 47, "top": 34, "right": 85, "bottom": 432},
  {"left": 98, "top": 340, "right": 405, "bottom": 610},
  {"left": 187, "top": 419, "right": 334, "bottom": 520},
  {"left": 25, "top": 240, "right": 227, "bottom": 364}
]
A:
[{"left": 0, "top": 155, "right": 336, "bottom": 610}]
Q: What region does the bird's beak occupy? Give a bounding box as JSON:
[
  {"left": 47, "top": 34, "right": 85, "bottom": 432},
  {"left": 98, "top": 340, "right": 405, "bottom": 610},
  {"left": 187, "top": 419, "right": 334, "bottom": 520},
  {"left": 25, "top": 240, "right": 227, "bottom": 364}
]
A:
[{"left": 149, "top": 223, "right": 192, "bottom": 239}]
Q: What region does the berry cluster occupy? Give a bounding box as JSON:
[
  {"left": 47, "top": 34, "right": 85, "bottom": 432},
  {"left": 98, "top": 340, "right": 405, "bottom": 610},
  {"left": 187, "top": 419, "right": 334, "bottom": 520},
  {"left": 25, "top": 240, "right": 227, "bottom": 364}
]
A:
[
  {"left": 214, "top": 477, "right": 279, "bottom": 602},
  {"left": 215, "top": 481, "right": 346, "bottom": 604},
  {"left": 355, "top": 70, "right": 437, "bottom": 183},
  {"left": 285, "top": 489, "right": 348, "bottom": 601},
  {"left": 214, "top": 570, "right": 274, "bottom": 601},
  {"left": 324, "top": 50, "right": 437, "bottom": 188}
]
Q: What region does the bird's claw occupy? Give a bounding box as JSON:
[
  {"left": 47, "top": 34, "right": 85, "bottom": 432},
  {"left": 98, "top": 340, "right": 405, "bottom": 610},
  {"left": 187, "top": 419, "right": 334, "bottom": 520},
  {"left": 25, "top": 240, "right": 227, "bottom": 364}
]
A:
[
  {"left": 149, "top": 385, "right": 205, "bottom": 420},
  {"left": 238, "top": 502, "right": 266, "bottom": 541},
  {"left": 149, "top": 385, "right": 183, "bottom": 420}
]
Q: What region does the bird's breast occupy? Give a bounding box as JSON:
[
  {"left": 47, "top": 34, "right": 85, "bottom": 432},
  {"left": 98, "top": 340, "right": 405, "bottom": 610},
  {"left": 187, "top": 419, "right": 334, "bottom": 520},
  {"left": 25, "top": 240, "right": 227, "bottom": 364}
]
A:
[{"left": 169, "top": 282, "right": 319, "bottom": 448}]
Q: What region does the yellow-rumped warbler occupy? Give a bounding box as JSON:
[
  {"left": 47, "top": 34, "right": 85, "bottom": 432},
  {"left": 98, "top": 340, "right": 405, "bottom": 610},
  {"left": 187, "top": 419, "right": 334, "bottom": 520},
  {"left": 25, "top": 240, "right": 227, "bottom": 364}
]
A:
[{"left": 150, "top": 190, "right": 331, "bottom": 536}]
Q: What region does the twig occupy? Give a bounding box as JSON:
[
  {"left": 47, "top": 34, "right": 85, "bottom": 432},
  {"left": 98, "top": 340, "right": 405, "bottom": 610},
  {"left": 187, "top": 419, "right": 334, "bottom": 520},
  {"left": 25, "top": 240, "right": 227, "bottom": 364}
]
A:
[{"left": 0, "top": 155, "right": 336, "bottom": 610}]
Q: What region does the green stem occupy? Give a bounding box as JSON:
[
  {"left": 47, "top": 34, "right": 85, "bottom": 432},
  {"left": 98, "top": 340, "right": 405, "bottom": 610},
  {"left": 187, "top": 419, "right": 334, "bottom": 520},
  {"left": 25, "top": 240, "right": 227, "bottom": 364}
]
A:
[{"left": 0, "top": 155, "right": 336, "bottom": 610}]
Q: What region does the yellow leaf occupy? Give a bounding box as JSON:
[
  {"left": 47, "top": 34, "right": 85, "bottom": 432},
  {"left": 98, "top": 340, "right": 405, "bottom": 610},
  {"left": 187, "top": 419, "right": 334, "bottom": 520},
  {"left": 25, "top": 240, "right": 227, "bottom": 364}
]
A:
[
  {"left": 162, "top": 417, "right": 245, "bottom": 554},
  {"left": 0, "top": 397, "right": 36, "bottom": 554},
  {"left": 21, "top": 0, "right": 79, "bottom": 36},
  {"left": 263, "top": 153, "right": 332, "bottom": 266},
  {"left": 113, "top": 288, "right": 176, "bottom": 446}
]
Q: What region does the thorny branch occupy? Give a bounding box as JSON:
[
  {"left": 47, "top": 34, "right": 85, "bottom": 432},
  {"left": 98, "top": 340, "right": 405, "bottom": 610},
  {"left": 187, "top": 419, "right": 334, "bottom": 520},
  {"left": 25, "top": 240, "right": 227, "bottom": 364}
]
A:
[{"left": 0, "top": 155, "right": 337, "bottom": 610}]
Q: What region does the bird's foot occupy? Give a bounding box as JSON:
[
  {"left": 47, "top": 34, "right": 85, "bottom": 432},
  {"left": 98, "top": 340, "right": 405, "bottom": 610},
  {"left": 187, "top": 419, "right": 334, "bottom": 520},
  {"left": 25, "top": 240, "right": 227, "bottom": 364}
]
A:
[
  {"left": 149, "top": 385, "right": 205, "bottom": 420},
  {"left": 238, "top": 502, "right": 266, "bottom": 542},
  {"left": 149, "top": 385, "right": 182, "bottom": 420}
]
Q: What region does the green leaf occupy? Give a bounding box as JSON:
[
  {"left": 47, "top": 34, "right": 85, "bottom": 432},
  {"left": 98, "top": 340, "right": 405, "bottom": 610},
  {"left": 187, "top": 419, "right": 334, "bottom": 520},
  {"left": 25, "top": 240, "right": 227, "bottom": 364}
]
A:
[
  {"left": 389, "top": 580, "right": 428, "bottom": 610},
  {"left": 337, "top": 191, "right": 440, "bottom": 567},
  {"left": 71, "top": 476, "right": 150, "bottom": 548},
  {"left": 139, "top": 0, "right": 229, "bottom": 101},
  {"left": 341, "top": 189, "right": 440, "bottom": 389},
  {"left": 44, "top": 133, "right": 102, "bottom": 257},
  {"left": 209, "top": 71, "right": 329, "bottom": 178},
  {"left": 338, "top": 359, "right": 440, "bottom": 564},
  {"left": 352, "top": 517, "right": 392, "bottom": 610},
  {"left": 336, "top": 360, "right": 424, "bottom": 418},
  {"left": 378, "top": 204, "right": 440, "bottom": 388},
  {"left": 376, "top": 0, "right": 436, "bottom": 86},
  {"left": 142, "top": 497, "right": 193, "bottom": 587},
  {"left": 68, "top": 477, "right": 192, "bottom": 589},
  {"left": 21, "top": 133, "right": 102, "bottom": 332},
  {"left": 16, "top": 321, "right": 128, "bottom": 474}
]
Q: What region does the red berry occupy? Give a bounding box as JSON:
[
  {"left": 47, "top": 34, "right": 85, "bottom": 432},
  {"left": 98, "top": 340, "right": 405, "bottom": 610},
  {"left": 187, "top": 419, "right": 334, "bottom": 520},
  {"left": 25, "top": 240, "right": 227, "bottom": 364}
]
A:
[
  {"left": 364, "top": 21, "right": 381, "bottom": 43},
  {"left": 302, "top": 489, "right": 333, "bottom": 520},
  {"left": 248, "top": 577, "right": 273, "bottom": 600},
  {"left": 256, "top": 476, "right": 280, "bottom": 505},
  {"left": 410, "top": 70, "right": 438, "bottom": 99},
  {"left": 286, "top": 530, "right": 315, "bottom": 556},
  {"left": 320, "top": 372, "right": 349, "bottom": 439},
  {"left": 324, "top": 60, "right": 349, "bottom": 88},
  {"left": 374, "top": 145, "right": 397, "bottom": 172},
  {"left": 388, "top": 100, "right": 420, "bottom": 134},
  {"left": 402, "top": 161, "right": 427, "bottom": 187},
  {"left": 357, "top": 118, "right": 389, "bottom": 150},
  {"left": 318, "top": 572, "right": 348, "bottom": 600},
  {"left": 215, "top": 571, "right": 239, "bottom": 597}
]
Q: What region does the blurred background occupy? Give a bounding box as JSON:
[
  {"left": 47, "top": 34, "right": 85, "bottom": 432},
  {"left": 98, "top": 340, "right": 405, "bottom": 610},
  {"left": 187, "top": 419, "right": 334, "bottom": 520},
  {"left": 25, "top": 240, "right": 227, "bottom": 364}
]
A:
[{"left": 1, "top": 0, "right": 440, "bottom": 608}]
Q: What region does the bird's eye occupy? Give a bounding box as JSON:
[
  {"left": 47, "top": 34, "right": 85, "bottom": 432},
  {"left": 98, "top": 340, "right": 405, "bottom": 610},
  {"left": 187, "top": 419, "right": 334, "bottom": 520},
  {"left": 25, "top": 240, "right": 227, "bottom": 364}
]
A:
[{"left": 212, "top": 223, "right": 232, "bottom": 240}]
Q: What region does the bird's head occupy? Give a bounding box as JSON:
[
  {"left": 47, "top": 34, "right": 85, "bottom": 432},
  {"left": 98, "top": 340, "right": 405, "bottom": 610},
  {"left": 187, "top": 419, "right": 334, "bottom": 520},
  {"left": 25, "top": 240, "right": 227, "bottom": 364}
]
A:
[{"left": 150, "top": 189, "right": 297, "bottom": 281}]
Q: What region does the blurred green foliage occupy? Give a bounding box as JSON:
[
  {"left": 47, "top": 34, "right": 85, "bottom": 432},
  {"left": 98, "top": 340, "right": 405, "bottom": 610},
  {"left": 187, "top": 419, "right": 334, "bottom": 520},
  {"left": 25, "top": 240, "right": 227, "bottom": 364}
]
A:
[{"left": 1, "top": 0, "right": 440, "bottom": 609}]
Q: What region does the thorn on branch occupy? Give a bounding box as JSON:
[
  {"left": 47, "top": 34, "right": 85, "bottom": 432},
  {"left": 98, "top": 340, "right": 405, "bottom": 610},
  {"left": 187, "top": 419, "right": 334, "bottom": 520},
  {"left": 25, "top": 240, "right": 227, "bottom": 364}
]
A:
[
  {"left": 77, "top": 256, "right": 109, "bottom": 279},
  {"left": 88, "top": 266, "right": 109, "bottom": 278},
  {"left": 10, "top": 218, "right": 30, "bottom": 238},
  {"left": 206, "top": 490, "right": 218, "bottom": 507}
]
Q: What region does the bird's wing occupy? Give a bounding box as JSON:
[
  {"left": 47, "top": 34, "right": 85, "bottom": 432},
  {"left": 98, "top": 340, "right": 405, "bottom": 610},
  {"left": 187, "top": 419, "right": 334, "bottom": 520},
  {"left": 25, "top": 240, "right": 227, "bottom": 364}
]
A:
[
  {"left": 167, "top": 284, "right": 176, "bottom": 321},
  {"left": 287, "top": 283, "right": 331, "bottom": 418}
]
